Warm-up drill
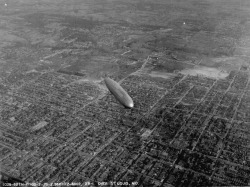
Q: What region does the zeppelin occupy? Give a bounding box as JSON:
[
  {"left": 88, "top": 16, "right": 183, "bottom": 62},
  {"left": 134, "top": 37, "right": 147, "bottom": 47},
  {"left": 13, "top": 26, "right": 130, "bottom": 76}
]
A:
[{"left": 104, "top": 77, "right": 134, "bottom": 108}]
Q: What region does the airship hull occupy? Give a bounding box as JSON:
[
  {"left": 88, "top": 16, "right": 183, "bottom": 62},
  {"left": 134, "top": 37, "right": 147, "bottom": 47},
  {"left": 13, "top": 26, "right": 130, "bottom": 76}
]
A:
[{"left": 104, "top": 77, "right": 134, "bottom": 108}]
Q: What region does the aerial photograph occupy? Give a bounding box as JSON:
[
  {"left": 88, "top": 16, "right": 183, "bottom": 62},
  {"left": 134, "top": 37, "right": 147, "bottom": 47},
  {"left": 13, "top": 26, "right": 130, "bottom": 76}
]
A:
[{"left": 0, "top": 0, "right": 250, "bottom": 186}]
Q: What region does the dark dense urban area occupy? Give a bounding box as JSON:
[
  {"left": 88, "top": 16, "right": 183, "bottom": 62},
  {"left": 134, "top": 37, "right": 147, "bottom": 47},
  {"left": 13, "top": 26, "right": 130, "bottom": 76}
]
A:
[{"left": 0, "top": 0, "right": 250, "bottom": 186}]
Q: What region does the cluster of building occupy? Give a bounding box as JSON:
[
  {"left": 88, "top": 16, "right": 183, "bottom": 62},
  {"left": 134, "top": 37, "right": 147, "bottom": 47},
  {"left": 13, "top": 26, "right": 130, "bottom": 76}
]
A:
[
  {"left": 0, "top": 4, "right": 250, "bottom": 185},
  {"left": 1, "top": 64, "right": 250, "bottom": 186}
]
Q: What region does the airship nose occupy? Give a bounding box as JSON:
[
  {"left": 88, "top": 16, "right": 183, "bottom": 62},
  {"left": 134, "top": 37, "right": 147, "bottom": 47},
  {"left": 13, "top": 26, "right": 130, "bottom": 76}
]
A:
[{"left": 128, "top": 102, "right": 134, "bottom": 108}]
